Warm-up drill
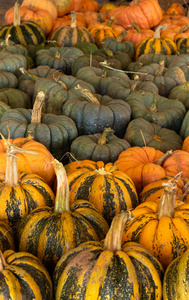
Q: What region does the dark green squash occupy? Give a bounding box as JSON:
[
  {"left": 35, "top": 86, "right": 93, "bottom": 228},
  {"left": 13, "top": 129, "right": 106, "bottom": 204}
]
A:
[
  {"left": 124, "top": 118, "right": 183, "bottom": 152},
  {"left": 0, "top": 70, "right": 18, "bottom": 89},
  {"left": 62, "top": 84, "right": 131, "bottom": 138},
  {"left": 168, "top": 82, "right": 189, "bottom": 111},
  {"left": 72, "top": 41, "right": 98, "bottom": 54},
  {"left": 167, "top": 53, "right": 189, "bottom": 81},
  {"left": 0, "top": 88, "right": 31, "bottom": 109},
  {"left": 70, "top": 127, "right": 131, "bottom": 163},
  {"left": 180, "top": 110, "right": 189, "bottom": 139},
  {"left": 125, "top": 90, "right": 186, "bottom": 133},
  {"left": 0, "top": 92, "right": 78, "bottom": 161},
  {"left": 0, "top": 49, "right": 27, "bottom": 74}
]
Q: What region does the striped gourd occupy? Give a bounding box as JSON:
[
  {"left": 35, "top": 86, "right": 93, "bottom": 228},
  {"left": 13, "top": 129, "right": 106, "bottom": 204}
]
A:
[
  {"left": 49, "top": 11, "right": 94, "bottom": 47},
  {"left": 17, "top": 159, "right": 109, "bottom": 276},
  {"left": 53, "top": 212, "right": 164, "bottom": 300},
  {"left": 135, "top": 25, "right": 177, "bottom": 59},
  {"left": 0, "top": 249, "right": 53, "bottom": 299},
  {"left": 0, "top": 2, "right": 45, "bottom": 46},
  {"left": 176, "top": 37, "right": 189, "bottom": 54},
  {"left": 65, "top": 160, "right": 139, "bottom": 225},
  {"left": 122, "top": 179, "right": 189, "bottom": 269},
  {"left": 0, "top": 220, "right": 15, "bottom": 252},
  {"left": 0, "top": 140, "right": 55, "bottom": 227},
  {"left": 163, "top": 248, "right": 189, "bottom": 299}
]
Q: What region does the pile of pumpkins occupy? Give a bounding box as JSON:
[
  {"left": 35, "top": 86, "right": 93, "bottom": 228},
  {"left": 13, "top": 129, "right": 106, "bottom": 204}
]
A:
[{"left": 1, "top": 0, "right": 189, "bottom": 299}]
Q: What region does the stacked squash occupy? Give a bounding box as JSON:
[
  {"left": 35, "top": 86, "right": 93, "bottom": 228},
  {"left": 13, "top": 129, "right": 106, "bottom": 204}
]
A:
[{"left": 1, "top": 0, "right": 189, "bottom": 298}]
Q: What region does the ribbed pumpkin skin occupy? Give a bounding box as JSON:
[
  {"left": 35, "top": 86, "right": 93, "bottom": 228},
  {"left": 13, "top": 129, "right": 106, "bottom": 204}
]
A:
[
  {"left": 0, "top": 50, "right": 27, "bottom": 74},
  {"left": 50, "top": 25, "right": 94, "bottom": 47},
  {"left": 65, "top": 161, "right": 139, "bottom": 225},
  {"left": 0, "top": 250, "right": 53, "bottom": 300},
  {"left": 122, "top": 201, "right": 189, "bottom": 269},
  {"left": 0, "top": 172, "right": 55, "bottom": 227},
  {"left": 0, "top": 21, "right": 46, "bottom": 46},
  {"left": 17, "top": 200, "right": 109, "bottom": 275},
  {"left": 0, "top": 70, "right": 18, "bottom": 89},
  {"left": 0, "top": 220, "right": 15, "bottom": 252},
  {"left": 0, "top": 88, "right": 31, "bottom": 109},
  {"left": 136, "top": 36, "right": 177, "bottom": 59},
  {"left": 163, "top": 249, "right": 189, "bottom": 299},
  {"left": 53, "top": 241, "right": 163, "bottom": 300},
  {"left": 168, "top": 82, "right": 189, "bottom": 111}
]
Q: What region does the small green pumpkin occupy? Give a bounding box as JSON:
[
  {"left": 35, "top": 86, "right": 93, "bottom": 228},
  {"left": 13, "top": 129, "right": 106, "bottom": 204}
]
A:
[
  {"left": 168, "top": 82, "right": 189, "bottom": 110},
  {"left": 0, "top": 70, "right": 18, "bottom": 89},
  {"left": 0, "top": 88, "right": 31, "bottom": 109}
]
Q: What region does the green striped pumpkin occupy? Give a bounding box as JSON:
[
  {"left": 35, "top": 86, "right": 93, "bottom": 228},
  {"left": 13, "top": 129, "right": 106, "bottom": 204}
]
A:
[
  {"left": 0, "top": 220, "right": 15, "bottom": 252},
  {"left": 135, "top": 25, "right": 177, "bottom": 59},
  {"left": 0, "top": 2, "right": 45, "bottom": 46},
  {"left": 0, "top": 249, "right": 53, "bottom": 299},
  {"left": 53, "top": 212, "right": 164, "bottom": 300},
  {"left": 49, "top": 11, "right": 94, "bottom": 47},
  {"left": 163, "top": 249, "right": 189, "bottom": 299},
  {"left": 17, "top": 159, "right": 109, "bottom": 276}
]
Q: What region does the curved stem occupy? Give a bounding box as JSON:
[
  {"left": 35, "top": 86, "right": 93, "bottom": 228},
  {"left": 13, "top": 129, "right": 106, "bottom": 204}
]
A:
[
  {"left": 154, "top": 25, "right": 168, "bottom": 39},
  {"left": 75, "top": 84, "right": 100, "bottom": 104},
  {"left": 13, "top": 1, "right": 21, "bottom": 27},
  {"left": 117, "top": 30, "right": 127, "bottom": 43},
  {"left": 31, "top": 92, "right": 45, "bottom": 124},
  {"left": 98, "top": 128, "right": 114, "bottom": 145}
]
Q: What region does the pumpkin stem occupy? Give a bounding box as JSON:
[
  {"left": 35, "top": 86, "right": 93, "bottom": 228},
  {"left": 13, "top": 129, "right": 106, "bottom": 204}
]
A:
[
  {"left": 131, "top": 23, "right": 142, "bottom": 33},
  {"left": 54, "top": 159, "right": 70, "bottom": 213},
  {"left": 154, "top": 25, "right": 168, "bottom": 39},
  {"left": 99, "top": 60, "right": 148, "bottom": 75},
  {"left": 13, "top": 1, "right": 21, "bottom": 27},
  {"left": 154, "top": 61, "right": 165, "bottom": 76},
  {"left": 107, "top": 16, "right": 115, "bottom": 27},
  {"left": 98, "top": 128, "right": 114, "bottom": 145},
  {"left": 117, "top": 30, "right": 127, "bottom": 43},
  {"left": 52, "top": 73, "right": 68, "bottom": 90},
  {"left": 75, "top": 84, "right": 100, "bottom": 104},
  {"left": 0, "top": 251, "right": 7, "bottom": 272},
  {"left": 104, "top": 211, "right": 134, "bottom": 252},
  {"left": 19, "top": 68, "right": 41, "bottom": 82},
  {"left": 131, "top": 75, "right": 139, "bottom": 91},
  {"left": 31, "top": 91, "right": 45, "bottom": 124},
  {"left": 101, "top": 42, "right": 114, "bottom": 57},
  {"left": 179, "top": 24, "right": 189, "bottom": 33},
  {"left": 71, "top": 11, "right": 77, "bottom": 28},
  {"left": 5, "top": 142, "right": 38, "bottom": 187},
  {"left": 157, "top": 173, "right": 182, "bottom": 219},
  {"left": 154, "top": 150, "right": 173, "bottom": 166}
]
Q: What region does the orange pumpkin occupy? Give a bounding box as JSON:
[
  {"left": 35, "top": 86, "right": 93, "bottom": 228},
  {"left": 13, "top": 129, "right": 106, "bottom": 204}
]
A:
[
  {"left": 123, "top": 23, "right": 154, "bottom": 47},
  {"left": 0, "top": 136, "right": 55, "bottom": 187},
  {"left": 21, "top": 0, "right": 57, "bottom": 20},
  {"left": 157, "top": 14, "right": 189, "bottom": 28},
  {"left": 165, "top": 2, "right": 186, "bottom": 16},
  {"left": 84, "top": 11, "right": 107, "bottom": 27},
  {"left": 108, "top": 0, "right": 163, "bottom": 30},
  {"left": 5, "top": 4, "right": 53, "bottom": 36},
  {"left": 78, "top": 0, "right": 99, "bottom": 12},
  {"left": 182, "top": 136, "right": 189, "bottom": 152},
  {"left": 52, "top": 12, "right": 86, "bottom": 31},
  {"left": 160, "top": 23, "right": 189, "bottom": 41},
  {"left": 51, "top": 0, "right": 82, "bottom": 17}
]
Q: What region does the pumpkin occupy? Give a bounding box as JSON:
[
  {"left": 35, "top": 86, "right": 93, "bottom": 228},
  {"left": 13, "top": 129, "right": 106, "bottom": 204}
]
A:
[
  {"left": 0, "top": 101, "right": 11, "bottom": 120},
  {"left": 21, "top": 0, "right": 57, "bottom": 20},
  {"left": 0, "top": 88, "right": 31, "bottom": 109},
  {"left": 65, "top": 160, "right": 138, "bottom": 225},
  {"left": 165, "top": 2, "right": 186, "bottom": 15},
  {"left": 107, "top": 0, "right": 163, "bottom": 30},
  {"left": 182, "top": 136, "right": 189, "bottom": 152},
  {"left": 0, "top": 220, "right": 15, "bottom": 252},
  {"left": 74, "top": 65, "right": 131, "bottom": 95},
  {"left": 123, "top": 23, "right": 155, "bottom": 47},
  {"left": 53, "top": 212, "right": 164, "bottom": 300},
  {"left": 35, "top": 46, "right": 84, "bottom": 74},
  {"left": 0, "top": 2, "right": 46, "bottom": 46},
  {"left": 0, "top": 49, "right": 27, "bottom": 75},
  {"left": 78, "top": 0, "right": 99, "bottom": 12},
  {"left": 62, "top": 84, "right": 131, "bottom": 138},
  {"left": 132, "top": 60, "right": 186, "bottom": 97},
  {"left": 70, "top": 127, "right": 131, "bottom": 163},
  {"left": 84, "top": 11, "right": 107, "bottom": 27},
  {"left": 163, "top": 248, "right": 189, "bottom": 299},
  {"left": 124, "top": 118, "right": 183, "bottom": 152},
  {"left": 17, "top": 159, "right": 109, "bottom": 275},
  {"left": 51, "top": 0, "right": 82, "bottom": 17},
  {"left": 99, "top": 2, "right": 117, "bottom": 13},
  {"left": 180, "top": 110, "right": 189, "bottom": 139},
  {"left": 168, "top": 82, "right": 189, "bottom": 110},
  {"left": 0, "top": 139, "right": 55, "bottom": 227},
  {"left": 175, "top": 37, "right": 189, "bottom": 54},
  {"left": 135, "top": 25, "right": 178, "bottom": 59},
  {"left": 140, "top": 174, "right": 189, "bottom": 205},
  {"left": 167, "top": 53, "right": 189, "bottom": 81},
  {"left": 52, "top": 12, "right": 86, "bottom": 31},
  {"left": 88, "top": 19, "right": 118, "bottom": 47},
  {"left": 0, "top": 250, "right": 53, "bottom": 299},
  {"left": 0, "top": 135, "right": 55, "bottom": 187},
  {"left": 122, "top": 179, "right": 189, "bottom": 269},
  {"left": 72, "top": 41, "right": 98, "bottom": 54},
  {"left": 161, "top": 24, "right": 189, "bottom": 41},
  {"left": 49, "top": 11, "right": 94, "bottom": 47},
  {"left": 5, "top": 4, "right": 53, "bottom": 36},
  {"left": 125, "top": 90, "right": 186, "bottom": 133},
  {"left": 0, "top": 91, "right": 78, "bottom": 161},
  {"left": 157, "top": 13, "right": 189, "bottom": 28}
]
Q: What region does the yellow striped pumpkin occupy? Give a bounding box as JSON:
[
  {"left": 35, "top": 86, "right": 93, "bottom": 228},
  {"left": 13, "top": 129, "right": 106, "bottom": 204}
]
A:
[
  {"left": 0, "top": 249, "right": 53, "bottom": 299},
  {"left": 0, "top": 140, "right": 55, "bottom": 227},
  {"left": 0, "top": 220, "right": 15, "bottom": 252},
  {"left": 0, "top": 2, "right": 45, "bottom": 46},
  {"left": 17, "top": 159, "right": 109, "bottom": 276},
  {"left": 53, "top": 212, "right": 164, "bottom": 300},
  {"left": 135, "top": 24, "right": 177, "bottom": 59},
  {"left": 49, "top": 11, "right": 94, "bottom": 47}
]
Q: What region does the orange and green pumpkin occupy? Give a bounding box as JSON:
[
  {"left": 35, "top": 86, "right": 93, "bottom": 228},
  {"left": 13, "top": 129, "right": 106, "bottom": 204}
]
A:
[
  {"left": 17, "top": 159, "right": 109, "bottom": 275},
  {"left": 0, "top": 220, "right": 15, "bottom": 252},
  {"left": 53, "top": 212, "right": 164, "bottom": 300},
  {"left": 0, "top": 249, "right": 53, "bottom": 299}
]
